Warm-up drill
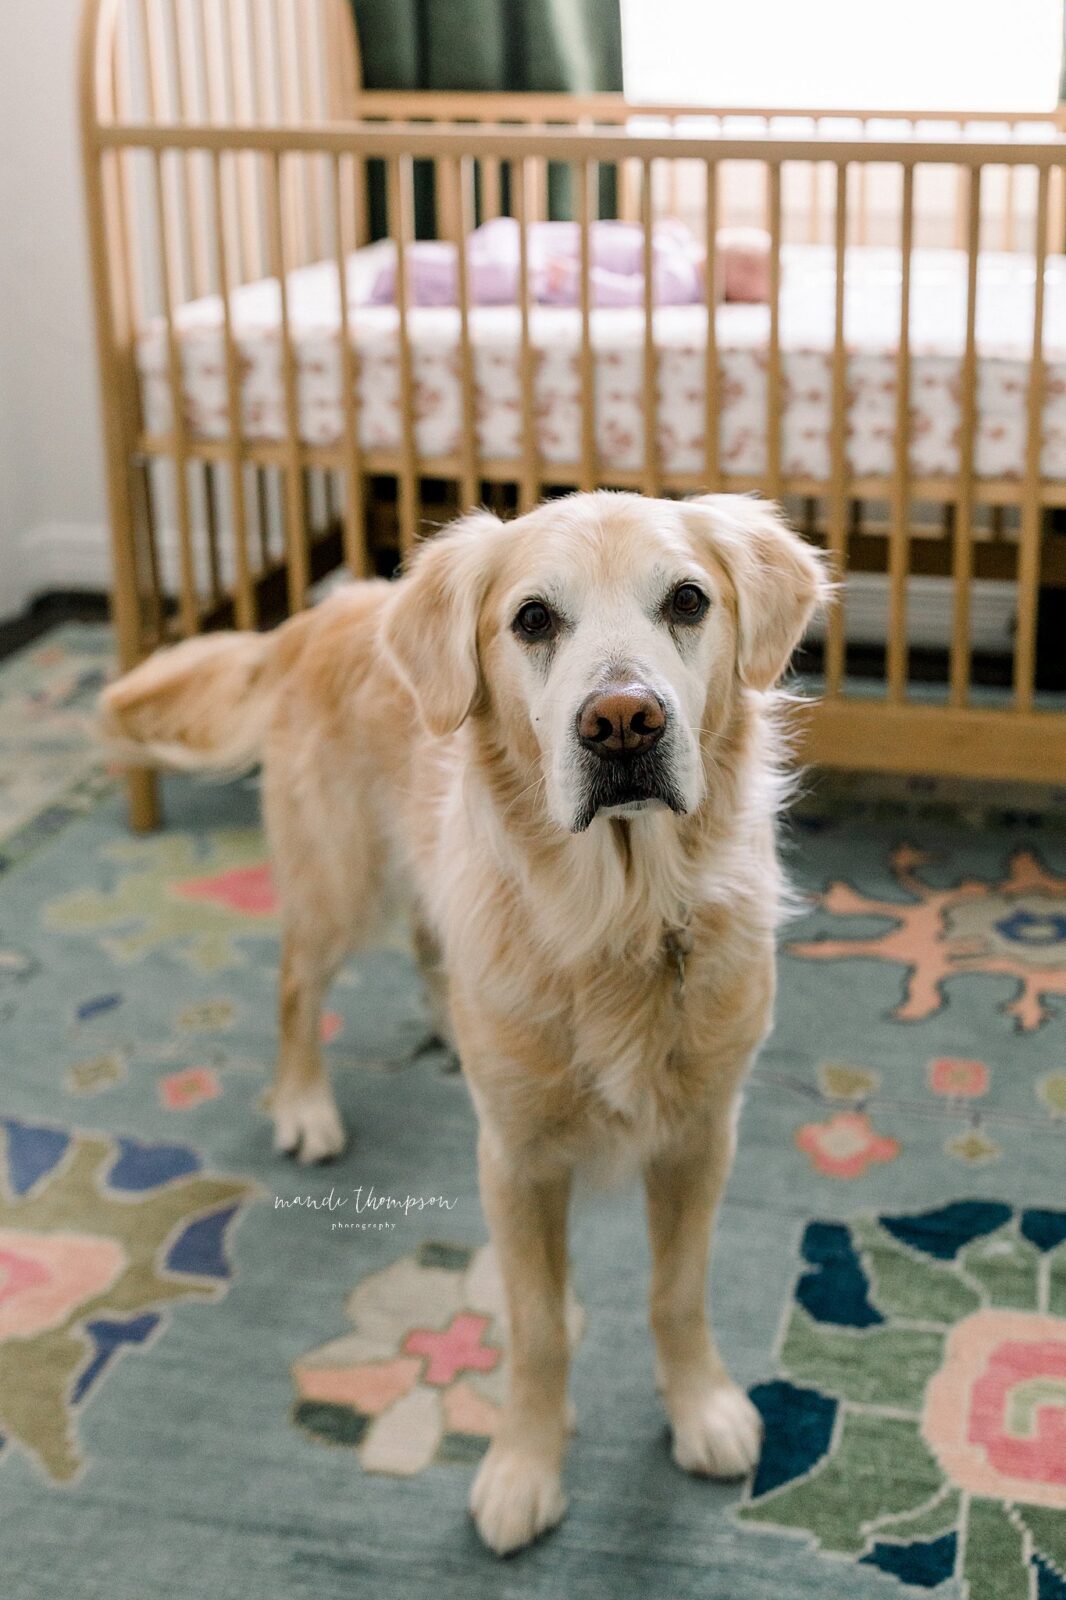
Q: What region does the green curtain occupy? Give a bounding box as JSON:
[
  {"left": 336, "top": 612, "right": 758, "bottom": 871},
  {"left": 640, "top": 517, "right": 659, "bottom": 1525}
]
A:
[
  {"left": 352, "top": 0, "right": 622, "bottom": 93},
  {"left": 350, "top": 0, "right": 624, "bottom": 234}
]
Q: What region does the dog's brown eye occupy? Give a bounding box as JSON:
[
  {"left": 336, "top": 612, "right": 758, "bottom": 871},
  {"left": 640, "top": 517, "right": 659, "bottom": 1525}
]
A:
[
  {"left": 670, "top": 583, "right": 709, "bottom": 623},
  {"left": 513, "top": 601, "right": 554, "bottom": 640}
]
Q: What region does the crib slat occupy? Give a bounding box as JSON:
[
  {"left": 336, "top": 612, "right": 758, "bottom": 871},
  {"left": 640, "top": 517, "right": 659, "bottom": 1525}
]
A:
[
  {"left": 328, "top": 156, "right": 367, "bottom": 578},
  {"left": 641, "top": 159, "right": 659, "bottom": 496},
  {"left": 112, "top": 14, "right": 144, "bottom": 328},
  {"left": 228, "top": 0, "right": 263, "bottom": 281},
  {"left": 388, "top": 155, "right": 419, "bottom": 551},
  {"left": 143, "top": 0, "right": 191, "bottom": 305},
  {"left": 514, "top": 157, "right": 540, "bottom": 514},
  {"left": 825, "top": 163, "right": 849, "bottom": 697},
  {"left": 481, "top": 157, "right": 503, "bottom": 222},
  {"left": 577, "top": 161, "right": 596, "bottom": 492},
  {"left": 295, "top": 0, "right": 325, "bottom": 259},
  {"left": 142, "top": 0, "right": 172, "bottom": 123},
  {"left": 150, "top": 147, "right": 199, "bottom": 634},
  {"left": 211, "top": 150, "right": 256, "bottom": 626},
  {"left": 169, "top": 0, "right": 212, "bottom": 299},
  {"left": 766, "top": 161, "right": 783, "bottom": 503},
  {"left": 704, "top": 161, "right": 720, "bottom": 491},
  {"left": 1016, "top": 163, "right": 1050, "bottom": 712},
  {"left": 451, "top": 157, "right": 479, "bottom": 513},
  {"left": 273, "top": 0, "right": 307, "bottom": 266},
  {"left": 887, "top": 163, "right": 914, "bottom": 703},
  {"left": 201, "top": 463, "right": 224, "bottom": 602},
  {"left": 134, "top": 460, "right": 167, "bottom": 646},
  {"left": 266, "top": 149, "right": 311, "bottom": 606},
  {"left": 949, "top": 165, "right": 981, "bottom": 708}
]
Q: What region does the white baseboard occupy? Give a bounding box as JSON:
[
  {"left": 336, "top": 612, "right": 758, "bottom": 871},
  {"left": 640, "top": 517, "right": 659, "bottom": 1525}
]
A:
[
  {"left": 4, "top": 520, "right": 1020, "bottom": 654},
  {"left": 0, "top": 521, "right": 114, "bottom": 622}
]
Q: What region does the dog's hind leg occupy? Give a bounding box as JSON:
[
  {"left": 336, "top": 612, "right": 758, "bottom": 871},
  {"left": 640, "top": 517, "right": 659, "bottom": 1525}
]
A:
[
  {"left": 270, "top": 920, "right": 350, "bottom": 1164},
  {"left": 412, "top": 913, "right": 457, "bottom": 1058},
  {"left": 262, "top": 748, "right": 386, "bottom": 1164}
]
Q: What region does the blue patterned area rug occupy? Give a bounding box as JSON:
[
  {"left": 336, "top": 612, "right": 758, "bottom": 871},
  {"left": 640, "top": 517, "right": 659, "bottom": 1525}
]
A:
[{"left": 3, "top": 627, "right": 1066, "bottom": 1599}]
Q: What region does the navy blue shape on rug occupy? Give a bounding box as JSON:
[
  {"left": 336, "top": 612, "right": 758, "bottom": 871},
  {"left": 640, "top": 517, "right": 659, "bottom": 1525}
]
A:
[
  {"left": 860, "top": 1534, "right": 957, "bottom": 1589},
  {"left": 2, "top": 1119, "right": 70, "bottom": 1195},
  {"left": 748, "top": 1380, "right": 837, "bottom": 1498},
  {"left": 879, "top": 1201, "right": 1012, "bottom": 1261},
  {"left": 166, "top": 1204, "right": 240, "bottom": 1279},
  {"left": 796, "top": 1221, "right": 883, "bottom": 1327},
  {"left": 108, "top": 1137, "right": 201, "bottom": 1191}
]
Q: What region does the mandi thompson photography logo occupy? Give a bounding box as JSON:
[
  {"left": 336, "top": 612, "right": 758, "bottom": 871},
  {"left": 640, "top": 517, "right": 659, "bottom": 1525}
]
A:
[{"left": 273, "top": 1184, "right": 459, "bottom": 1231}]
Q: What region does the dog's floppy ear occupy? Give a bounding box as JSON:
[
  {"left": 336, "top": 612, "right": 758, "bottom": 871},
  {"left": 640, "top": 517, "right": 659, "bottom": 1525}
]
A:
[
  {"left": 684, "top": 494, "right": 830, "bottom": 690},
  {"left": 379, "top": 511, "right": 506, "bottom": 736}
]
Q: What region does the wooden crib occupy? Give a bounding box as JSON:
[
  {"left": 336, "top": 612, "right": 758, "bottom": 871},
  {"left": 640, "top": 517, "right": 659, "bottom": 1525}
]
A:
[{"left": 80, "top": 0, "right": 1066, "bottom": 829}]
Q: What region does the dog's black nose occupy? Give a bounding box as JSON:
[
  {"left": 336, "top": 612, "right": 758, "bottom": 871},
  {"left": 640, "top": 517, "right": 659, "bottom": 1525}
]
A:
[{"left": 576, "top": 683, "right": 666, "bottom": 757}]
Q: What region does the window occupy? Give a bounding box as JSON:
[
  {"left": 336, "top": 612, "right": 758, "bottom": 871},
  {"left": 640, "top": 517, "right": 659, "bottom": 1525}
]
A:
[{"left": 620, "top": 0, "right": 1063, "bottom": 113}]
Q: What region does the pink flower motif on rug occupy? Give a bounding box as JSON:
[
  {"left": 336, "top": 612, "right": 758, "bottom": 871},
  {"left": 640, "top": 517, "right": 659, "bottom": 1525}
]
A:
[
  {"left": 923, "top": 1308, "right": 1066, "bottom": 1508},
  {"left": 929, "top": 1057, "right": 989, "bottom": 1098},
  {"left": 174, "top": 864, "right": 277, "bottom": 917},
  {"left": 292, "top": 1241, "right": 584, "bottom": 1476},
  {"left": 403, "top": 1313, "right": 498, "bottom": 1386},
  {"left": 0, "top": 1229, "right": 125, "bottom": 1340},
  {"left": 795, "top": 1110, "right": 900, "bottom": 1179},
  {"left": 159, "top": 1067, "right": 221, "bottom": 1111}
]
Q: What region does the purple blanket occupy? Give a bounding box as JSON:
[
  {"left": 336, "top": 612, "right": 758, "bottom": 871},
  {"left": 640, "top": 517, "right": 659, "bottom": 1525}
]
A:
[{"left": 368, "top": 216, "right": 706, "bottom": 308}]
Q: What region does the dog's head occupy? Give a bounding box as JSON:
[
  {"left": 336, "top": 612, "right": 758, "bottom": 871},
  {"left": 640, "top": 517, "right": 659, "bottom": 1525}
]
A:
[{"left": 381, "top": 492, "right": 828, "bottom": 834}]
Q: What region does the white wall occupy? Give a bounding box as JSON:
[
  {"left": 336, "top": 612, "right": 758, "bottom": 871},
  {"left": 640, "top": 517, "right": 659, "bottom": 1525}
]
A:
[{"left": 0, "top": 0, "right": 110, "bottom": 620}]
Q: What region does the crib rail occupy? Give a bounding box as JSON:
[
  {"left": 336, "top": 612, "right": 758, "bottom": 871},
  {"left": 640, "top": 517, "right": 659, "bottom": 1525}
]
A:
[{"left": 80, "top": 1, "right": 1066, "bottom": 825}]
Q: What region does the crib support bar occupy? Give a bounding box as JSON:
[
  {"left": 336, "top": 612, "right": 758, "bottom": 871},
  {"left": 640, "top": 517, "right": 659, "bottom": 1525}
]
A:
[
  {"left": 887, "top": 163, "right": 914, "bottom": 703},
  {"left": 825, "top": 162, "right": 849, "bottom": 697},
  {"left": 949, "top": 166, "right": 982, "bottom": 708},
  {"left": 1016, "top": 163, "right": 1051, "bottom": 712},
  {"left": 388, "top": 154, "right": 419, "bottom": 551}
]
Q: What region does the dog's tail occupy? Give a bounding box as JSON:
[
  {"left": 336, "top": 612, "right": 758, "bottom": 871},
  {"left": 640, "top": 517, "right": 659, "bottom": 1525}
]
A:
[{"left": 100, "top": 630, "right": 282, "bottom": 774}]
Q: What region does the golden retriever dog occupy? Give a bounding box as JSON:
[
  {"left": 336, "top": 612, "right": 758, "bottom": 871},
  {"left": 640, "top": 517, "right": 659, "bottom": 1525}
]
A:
[{"left": 102, "top": 490, "right": 827, "bottom": 1556}]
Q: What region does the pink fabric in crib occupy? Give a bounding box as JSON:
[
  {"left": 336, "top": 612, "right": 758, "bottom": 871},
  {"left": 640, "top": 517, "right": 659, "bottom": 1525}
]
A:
[{"left": 367, "top": 217, "right": 769, "bottom": 308}]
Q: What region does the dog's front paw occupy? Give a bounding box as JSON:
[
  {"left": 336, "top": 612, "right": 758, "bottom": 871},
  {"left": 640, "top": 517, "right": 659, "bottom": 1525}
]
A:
[
  {"left": 272, "top": 1087, "right": 346, "bottom": 1164},
  {"left": 469, "top": 1443, "right": 566, "bottom": 1556},
  {"left": 669, "top": 1379, "right": 762, "bottom": 1480}
]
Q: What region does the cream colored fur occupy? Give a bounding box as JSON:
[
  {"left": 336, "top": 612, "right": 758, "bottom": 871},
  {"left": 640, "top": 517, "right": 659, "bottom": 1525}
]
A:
[{"left": 101, "top": 491, "right": 828, "bottom": 1556}]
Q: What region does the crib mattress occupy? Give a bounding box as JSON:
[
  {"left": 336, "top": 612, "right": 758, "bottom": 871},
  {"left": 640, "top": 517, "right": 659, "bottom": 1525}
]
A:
[{"left": 137, "top": 242, "right": 1066, "bottom": 484}]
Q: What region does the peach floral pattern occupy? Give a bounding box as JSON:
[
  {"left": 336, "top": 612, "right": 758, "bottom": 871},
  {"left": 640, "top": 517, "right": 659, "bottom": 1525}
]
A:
[
  {"left": 929, "top": 1057, "right": 990, "bottom": 1098},
  {"left": 174, "top": 864, "right": 277, "bottom": 918},
  {"left": 791, "top": 846, "right": 1066, "bottom": 1032},
  {"left": 740, "top": 1201, "right": 1066, "bottom": 1595},
  {"left": 795, "top": 1111, "right": 900, "bottom": 1179},
  {"left": 924, "top": 1309, "right": 1066, "bottom": 1508},
  {"left": 0, "top": 1230, "right": 125, "bottom": 1340},
  {"left": 159, "top": 1067, "right": 222, "bottom": 1111}
]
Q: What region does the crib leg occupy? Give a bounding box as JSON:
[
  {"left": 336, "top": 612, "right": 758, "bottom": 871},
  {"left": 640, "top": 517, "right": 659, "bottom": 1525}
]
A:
[{"left": 126, "top": 768, "right": 161, "bottom": 833}]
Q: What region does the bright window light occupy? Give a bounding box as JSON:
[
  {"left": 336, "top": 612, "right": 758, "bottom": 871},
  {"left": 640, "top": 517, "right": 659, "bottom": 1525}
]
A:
[{"left": 620, "top": 0, "right": 1063, "bottom": 112}]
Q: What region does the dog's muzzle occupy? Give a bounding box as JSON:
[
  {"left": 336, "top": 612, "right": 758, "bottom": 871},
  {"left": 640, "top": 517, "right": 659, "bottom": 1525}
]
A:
[{"left": 570, "top": 680, "right": 685, "bottom": 831}]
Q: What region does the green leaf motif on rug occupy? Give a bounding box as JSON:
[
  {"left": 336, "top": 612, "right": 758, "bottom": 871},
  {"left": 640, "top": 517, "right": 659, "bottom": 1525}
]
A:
[
  {"left": 852, "top": 1217, "right": 981, "bottom": 1325},
  {"left": 963, "top": 1499, "right": 1029, "bottom": 1600},
  {"left": 738, "top": 1411, "right": 943, "bottom": 1554},
  {"left": 781, "top": 1307, "right": 944, "bottom": 1412},
  {"left": 959, "top": 1228, "right": 1042, "bottom": 1311},
  {"left": 0, "top": 1118, "right": 256, "bottom": 1482},
  {"left": 43, "top": 831, "right": 277, "bottom": 971}
]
